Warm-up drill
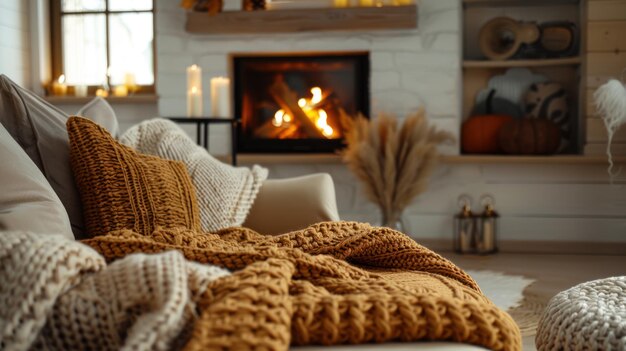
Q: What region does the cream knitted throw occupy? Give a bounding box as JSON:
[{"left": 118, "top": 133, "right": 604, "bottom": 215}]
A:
[
  {"left": 120, "top": 118, "right": 268, "bottom": 232},
  {"left": 0, "top": 231, "right": 230, "bottom": 351}
]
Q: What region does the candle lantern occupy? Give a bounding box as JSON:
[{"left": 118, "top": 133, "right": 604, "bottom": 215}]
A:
[
  {"left": 454, "top": 194, "right": 476, "bottom": 254},
  {"left": 476, "top": 195, "right": 499, "bottom": 254}
]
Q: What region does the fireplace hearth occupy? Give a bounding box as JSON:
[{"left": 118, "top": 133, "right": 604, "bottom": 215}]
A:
[{"left": 233, "top": 52, "right": 370, "bottom": 153}]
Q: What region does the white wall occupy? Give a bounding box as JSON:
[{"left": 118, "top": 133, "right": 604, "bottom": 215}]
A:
[
  {"left": 9, "top": 0, "right": 615, "bottom": 246},
  {"left": 0, "top": 0, "right": 31, "bottom": 88},
  {"left": 154, "top": 0, "right": 626, "bottom": 246}
]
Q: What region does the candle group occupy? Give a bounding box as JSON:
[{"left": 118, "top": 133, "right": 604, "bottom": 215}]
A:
[
  {"left": 187, "top": 64, "right": 203, "bottom": 117},
  {"left": 186, "top": 65, "right": 231, "bottom": 118},
  {"left": 210, "top": 77, "right": 231, "bottom": 118}
]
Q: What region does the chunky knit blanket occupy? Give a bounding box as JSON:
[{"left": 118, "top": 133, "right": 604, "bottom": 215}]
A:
[
  {"left": 120, "top": 118, "right": 268, "bottom": 232},
  {"left": 0, "top": 231, "right": 230, "bottom": 351},
  {"left": 1, "top": 223, "right": 521, "bottom": 350},
  {"left": 82, "top": 221, "right": 521, "bottom": 351}
]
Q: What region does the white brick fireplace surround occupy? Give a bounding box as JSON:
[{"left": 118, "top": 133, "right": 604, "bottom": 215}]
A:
[{"left": 44, "top": 0, "right": 625, "bottom": 251}]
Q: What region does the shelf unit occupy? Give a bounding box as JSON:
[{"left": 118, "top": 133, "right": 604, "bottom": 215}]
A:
[
  {"left": 462, "top": 57, "right": 582, "bottom": 68},
  {"left": 185, "top": 5, "right": 418, "bottom": 34},
  {"left": 461, "top": 0, "right": 586, "bottom": 155}
]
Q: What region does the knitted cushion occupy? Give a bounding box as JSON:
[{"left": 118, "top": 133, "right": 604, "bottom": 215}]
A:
[
  {"left": 67, "top": 117, "right": 201, "bottom": 238},
  {"left": 120, "top": 118, "right": 268, "bottom": 232},
  {"left": 536, "top": 276, "right": 626, "bottom": 350}
]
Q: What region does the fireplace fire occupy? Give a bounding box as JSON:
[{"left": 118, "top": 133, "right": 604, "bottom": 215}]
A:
[{"left": 233, "top": 52, "right": 370, "bottom": 153}]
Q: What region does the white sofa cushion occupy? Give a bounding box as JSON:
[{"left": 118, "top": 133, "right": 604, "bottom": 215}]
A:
[
  {"left": 0, "top": 123, "right": 73, "bottom": 239},
  {"left": 243, "top": 174, "right": 340, "bottom": 235},
  {"left": 0, "top": 74, "right": 84, "bottom": 238}
]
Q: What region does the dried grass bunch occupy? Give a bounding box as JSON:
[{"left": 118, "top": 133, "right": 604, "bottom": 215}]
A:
[{"left": 340, "top": 109, "right": 454, "bottom": 228}]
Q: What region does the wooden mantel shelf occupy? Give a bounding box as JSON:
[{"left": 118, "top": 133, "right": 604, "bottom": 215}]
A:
[{"left": 185, "top": 5, "right": 418, "bottom": 34}]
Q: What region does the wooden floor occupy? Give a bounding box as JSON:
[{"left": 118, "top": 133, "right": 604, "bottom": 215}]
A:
[{"left": 442, "top": 252, "right": 626, "bottom": 350}]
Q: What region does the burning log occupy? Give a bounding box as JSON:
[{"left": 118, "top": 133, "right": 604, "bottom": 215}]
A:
[
  {"left": 254, "top": 118, "right": 297, "bottom": 139},
  {"left": 269, "top": 78, "right": 326, "bottom": 139},
  {"left": 277, "top": 124, "right": 299, "bottom": 139}
]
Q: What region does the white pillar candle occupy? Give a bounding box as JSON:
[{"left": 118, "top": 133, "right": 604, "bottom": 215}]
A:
[
  {"left": 210, "top": 77, "right": 231, "bottom": 118},
  {"left": 187, "top": 86, "right": 203, "bottom": 117},
  {"left": 74, "top": 85, "right": 88, "bottom": 97},
  {"left": 51, "top": 74, "right": 68, "bottom": 96},
  {"left": 187, "top": 65, "right": 203, "bottom": 117},
  {"left": 95, "top": 88, "right": 109, "bottom": 97},
  {"left": 113, "top": 85, "right": 128, "bottom": 97},
  {"left": 124, "top": 73, "right": 138, "bottom": 93},
  {"left": 187, "top": 64, "right": 202, "bottom": 92}
]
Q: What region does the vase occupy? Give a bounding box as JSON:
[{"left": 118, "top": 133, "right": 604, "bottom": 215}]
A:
[{"left": 380, "top": 211, "right": 409, "bottom": 233}]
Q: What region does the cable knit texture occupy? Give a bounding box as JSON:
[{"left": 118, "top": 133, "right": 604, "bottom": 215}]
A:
[
  {"left": 82, "top": 221, "right": 522, "bottom": 351},
  {"left": 67, "top": 117, "right": 201, "bottom": 238},
  {"left": 0, "top": 231, "right": 230, "bottom": 351},
  {"left": 536, "top": 276, "right": 626, "bottom": 351},
  {"left": 120, "top": 118, "right": 268, "bottom": 232}
]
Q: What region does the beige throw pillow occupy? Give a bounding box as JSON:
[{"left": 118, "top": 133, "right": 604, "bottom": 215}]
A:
[
  {"left": 0, "top": 74, "right": 84, "bottom": 238},
  {"left": 76, "top": 97, "right": 119, "bottom": 138},
  {"left": 120, "top": 118, "right": 268, "bottom": 232},
  {"left": 0, "top": 124, "right": 73, "bottom": 238}
]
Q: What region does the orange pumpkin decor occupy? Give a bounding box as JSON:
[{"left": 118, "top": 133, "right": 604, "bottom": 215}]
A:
[
  {"left": 498, "top": 118, "right": 561, "bottom": 155},
  {"left": 462, "top": 90, "right": 514, "bottom": 154}
]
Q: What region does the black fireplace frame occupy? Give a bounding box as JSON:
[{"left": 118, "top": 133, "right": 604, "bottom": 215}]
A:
[{"left": 232, "top": 52, "right": 370, "bottom": 153}]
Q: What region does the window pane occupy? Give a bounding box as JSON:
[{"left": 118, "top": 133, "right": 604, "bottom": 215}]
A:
[
  {"left": 62, "top": 0, "right": 105, "bottom": 12},
  {"left": 108, "top": 13, "right": 154, "bottom": 86},
  {"left": 62, "top": 14, "right": 107, "bottom": 85},
  {"left": 108, "top": 0, "right": 153, "bottom": 11}
]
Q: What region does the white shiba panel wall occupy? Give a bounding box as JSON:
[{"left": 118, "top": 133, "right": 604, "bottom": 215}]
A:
[{"left": 0, "top": 0, "right": 31, "bottom": 88}]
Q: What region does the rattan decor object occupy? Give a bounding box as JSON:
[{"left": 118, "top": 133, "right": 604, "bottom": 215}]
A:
[{"left": 479, "top": 17, "right": 540, "bottom": 61}]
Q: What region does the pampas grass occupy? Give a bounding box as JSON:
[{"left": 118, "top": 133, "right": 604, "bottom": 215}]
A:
[
  {"left": 340, "top": 109, "right": 454, "bottom": 228},
  {"left": 594, "top": 79, "right": 626, "bottom": 179}
]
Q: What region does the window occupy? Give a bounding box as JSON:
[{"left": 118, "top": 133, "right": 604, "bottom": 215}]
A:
[{"left": 50, "top": 0, "right": 155, "bottom": 94}]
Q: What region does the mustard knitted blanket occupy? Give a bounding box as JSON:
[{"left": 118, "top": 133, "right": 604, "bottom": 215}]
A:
[{"left": 81, "top": 221, "right": 521, "bottom": 351}]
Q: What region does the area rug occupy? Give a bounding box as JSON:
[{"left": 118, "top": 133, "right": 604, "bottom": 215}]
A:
[{"left": 466, "top": 270, "right": 544, "bottom": 336}]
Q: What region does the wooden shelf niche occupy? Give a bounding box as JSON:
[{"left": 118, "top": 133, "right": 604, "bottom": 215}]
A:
[
  {"left": 461, "top": 0, "right": 585, "bottom": 155},
  {"left": 185, "top": 5, "right": 418, "bottom": 34}
]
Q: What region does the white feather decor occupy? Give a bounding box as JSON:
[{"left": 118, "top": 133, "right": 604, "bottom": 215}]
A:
[{"left": 593, "top": 78, "right": 626, "bottom": 177}]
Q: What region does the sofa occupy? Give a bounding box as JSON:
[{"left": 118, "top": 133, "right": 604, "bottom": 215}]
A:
[{"left": 0, "top": 74, "right": 519, "bottom": 351}]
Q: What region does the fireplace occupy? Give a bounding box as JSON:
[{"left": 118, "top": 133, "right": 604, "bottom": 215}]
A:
[{"left": 233, "top": 52, "right": 370, "bottom": 153}]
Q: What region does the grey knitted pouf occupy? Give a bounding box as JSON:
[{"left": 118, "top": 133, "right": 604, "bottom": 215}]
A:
[{"left": 536, "top": 276, "right": 626, "bottom": 351}]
